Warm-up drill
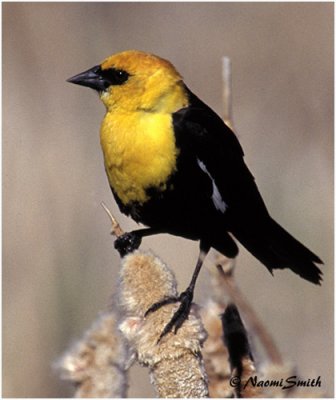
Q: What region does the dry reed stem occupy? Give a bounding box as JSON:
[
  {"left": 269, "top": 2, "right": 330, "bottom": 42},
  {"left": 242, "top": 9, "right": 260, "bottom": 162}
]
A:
[
  {"left": 222, "top": 56, "right": 234, "bottom": 131},
  {"left": 101, "top": 202, "right": 124, "bottom": 237},
  {"left": 57, "top": 311, "right": 128, "bottom": 398}
]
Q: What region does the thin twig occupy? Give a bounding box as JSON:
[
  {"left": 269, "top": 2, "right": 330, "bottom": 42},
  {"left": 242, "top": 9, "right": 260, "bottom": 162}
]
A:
[
  {"left": 222, "top": 56, "right": 234, "bottom": 131},
  {"left": 101, "top": 202, "right": 124, "bottom": 237}
]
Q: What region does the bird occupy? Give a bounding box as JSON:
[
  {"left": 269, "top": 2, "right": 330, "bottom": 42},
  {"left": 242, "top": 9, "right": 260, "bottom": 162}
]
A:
[{"left": 67, "top": 50, "right": 322, "bottom": 338}]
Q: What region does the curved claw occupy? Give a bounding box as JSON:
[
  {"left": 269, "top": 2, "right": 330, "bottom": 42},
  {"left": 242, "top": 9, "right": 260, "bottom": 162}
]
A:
[
  {"left": 159, "top": 290, "right": 193, "bottom": 341},
  {"left": 145, "top": 296, "right": 179, "bottom": 317},
  {"left": 145, "top": 289, "right": 194, "bottom": 343}
]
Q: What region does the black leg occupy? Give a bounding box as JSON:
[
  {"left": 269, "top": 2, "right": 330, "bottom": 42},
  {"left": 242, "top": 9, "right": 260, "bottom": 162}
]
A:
[
  {"left": 146, "top": 240, "right": 211, "bottom": 341},
  {"left": 114, "top": 227, "right": 164, "bottom": 257}
]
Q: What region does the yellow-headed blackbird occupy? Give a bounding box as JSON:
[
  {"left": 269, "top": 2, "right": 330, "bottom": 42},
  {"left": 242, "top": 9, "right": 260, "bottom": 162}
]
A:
[{"left": 68, "top": 50, "right": 322, "bottom": 336}]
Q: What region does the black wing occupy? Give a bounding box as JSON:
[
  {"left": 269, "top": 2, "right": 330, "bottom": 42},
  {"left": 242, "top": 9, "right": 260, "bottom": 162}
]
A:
[{"left": 173, "top": 86, "right": 270, "bottom": 229}]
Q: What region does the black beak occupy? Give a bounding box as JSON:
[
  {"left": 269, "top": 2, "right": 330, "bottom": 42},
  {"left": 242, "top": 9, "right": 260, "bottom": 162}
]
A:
[{"left": 67, "top": 65, "right": 108, "bottom": 91}]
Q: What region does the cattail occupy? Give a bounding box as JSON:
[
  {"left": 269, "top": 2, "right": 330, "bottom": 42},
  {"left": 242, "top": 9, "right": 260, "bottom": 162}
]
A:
[
  {"left": 57, "top": 311, "right": 128, "bottom": 398},
  {"left": 118, "top": 250, "right": 209, "bottom": 398}
]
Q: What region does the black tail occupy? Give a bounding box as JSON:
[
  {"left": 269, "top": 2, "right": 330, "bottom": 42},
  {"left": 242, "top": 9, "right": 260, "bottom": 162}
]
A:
[{"left": 231, "top": 218, "right": 323, "bottom": 284}]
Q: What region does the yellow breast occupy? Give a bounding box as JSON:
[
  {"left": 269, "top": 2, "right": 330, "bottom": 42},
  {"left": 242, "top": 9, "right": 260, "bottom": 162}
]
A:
[{"left": 100, "top": 111, "right": 178, "bottom": 205}]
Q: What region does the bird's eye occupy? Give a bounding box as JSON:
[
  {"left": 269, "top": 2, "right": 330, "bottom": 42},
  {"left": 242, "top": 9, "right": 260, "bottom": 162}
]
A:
[{"left": 100, "top": 68, "right": 130, "bottom": 86}]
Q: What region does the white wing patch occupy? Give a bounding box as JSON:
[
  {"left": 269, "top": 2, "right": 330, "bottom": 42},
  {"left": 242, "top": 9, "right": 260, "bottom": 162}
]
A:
[{"left": 197, "top": 159, "right": 227, "bottom": 213}]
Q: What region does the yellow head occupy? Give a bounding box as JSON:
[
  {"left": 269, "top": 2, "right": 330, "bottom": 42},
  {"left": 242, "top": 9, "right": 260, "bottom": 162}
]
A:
[{"left": 68, "top": 50, "right": 188, "bottom": 113}]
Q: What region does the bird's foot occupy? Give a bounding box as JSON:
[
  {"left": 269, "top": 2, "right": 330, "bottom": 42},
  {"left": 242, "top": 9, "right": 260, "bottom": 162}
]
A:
[
  {"left": 145, "top": 288, "right": 194, "bottom": 342},
  {"left": 114, "top": 232, "right": 142, "bottom": 257}
]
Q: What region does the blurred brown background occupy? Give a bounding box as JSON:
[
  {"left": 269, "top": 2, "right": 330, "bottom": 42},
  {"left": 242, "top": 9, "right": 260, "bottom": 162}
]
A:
[{"left": 3, "top": 2, "right": 333, "bottom": 398}]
